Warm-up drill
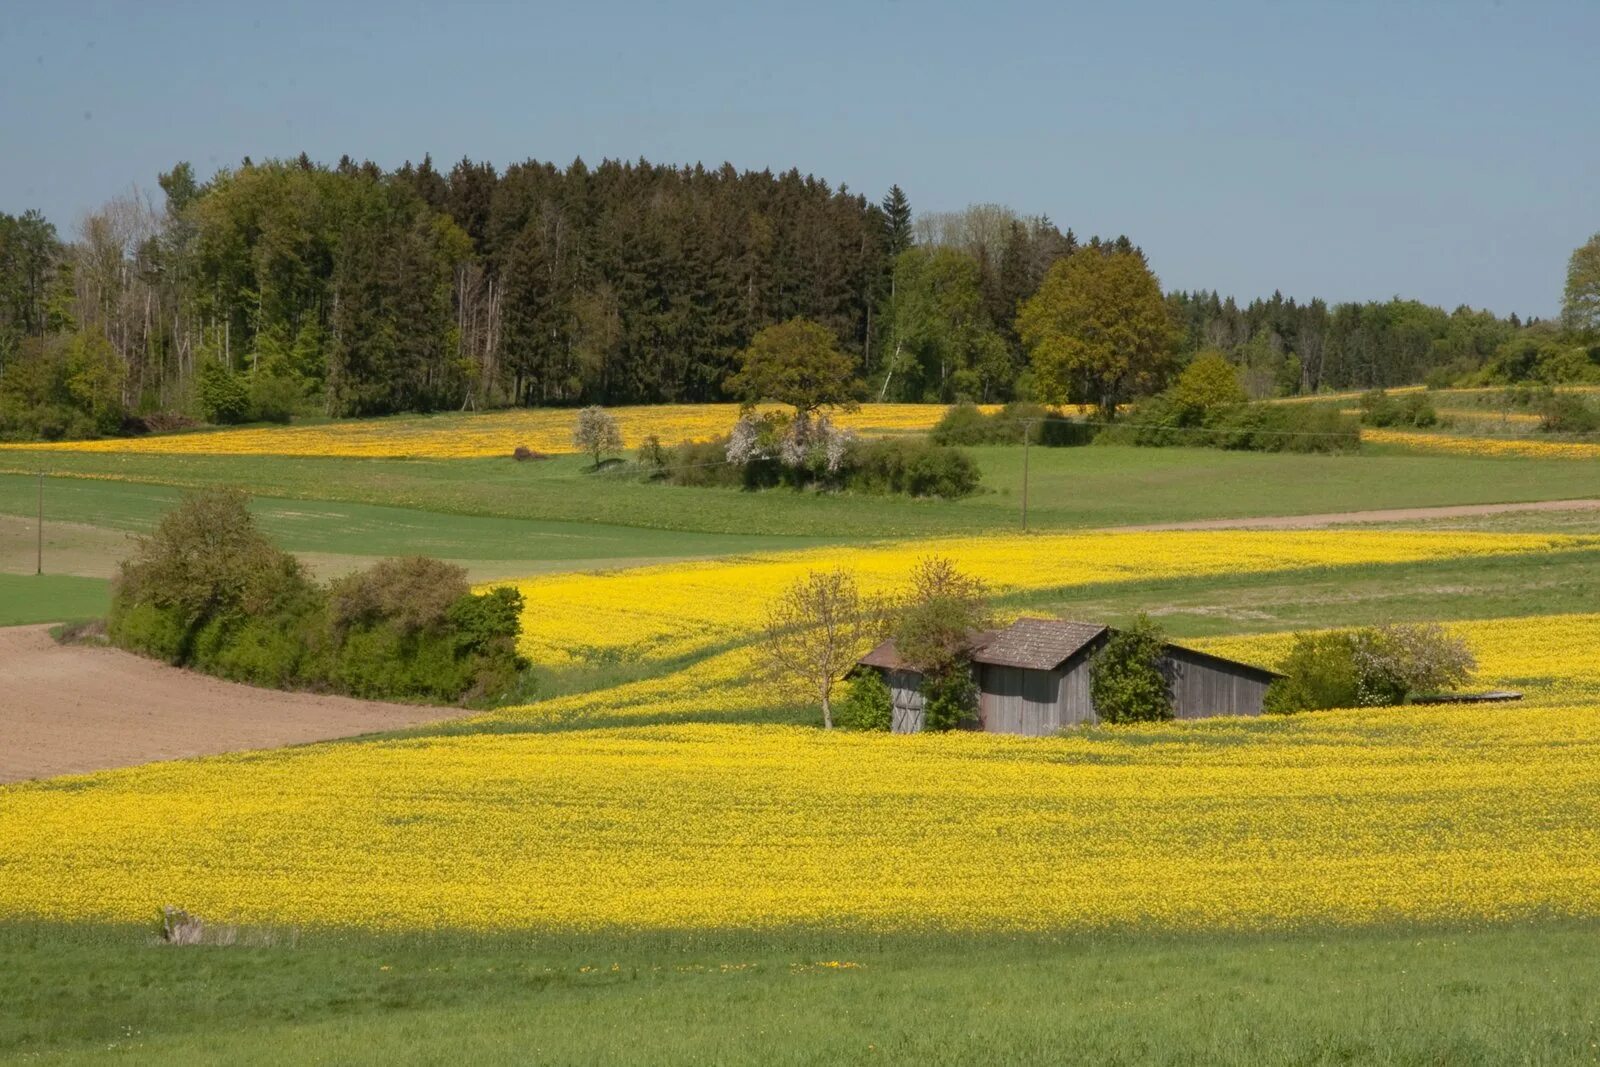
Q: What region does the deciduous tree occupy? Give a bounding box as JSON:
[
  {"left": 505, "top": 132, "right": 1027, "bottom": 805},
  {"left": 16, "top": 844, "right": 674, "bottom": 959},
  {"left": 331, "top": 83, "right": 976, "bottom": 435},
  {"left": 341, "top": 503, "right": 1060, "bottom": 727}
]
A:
[
  {"left": 760, "top": 568, "right": 882, "bottom": 729},
  {"left": 1017, "top": 250, "right": 1177, "bottom": 419},
  {"left": 727, "top": 317, "right": 860, "bottom": 417}
]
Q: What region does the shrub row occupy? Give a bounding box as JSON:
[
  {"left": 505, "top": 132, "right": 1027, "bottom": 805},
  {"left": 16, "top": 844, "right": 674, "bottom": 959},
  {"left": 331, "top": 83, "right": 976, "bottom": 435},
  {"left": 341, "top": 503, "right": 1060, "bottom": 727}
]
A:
[
  {"left": 1107, "top": 398, "right": 1360, "bottom": 453},
  {"left": 109, "top": 489, "right": 526, "bottom": 704},
  {"left": 1358, "top": 390, "right": 1438, "bottom": 428},
  {"left": 930, "top": 402, "right": 1097, "bottom": 447},
  {"left": 641, "top": 430, "right": 981, "bottom": 499}
]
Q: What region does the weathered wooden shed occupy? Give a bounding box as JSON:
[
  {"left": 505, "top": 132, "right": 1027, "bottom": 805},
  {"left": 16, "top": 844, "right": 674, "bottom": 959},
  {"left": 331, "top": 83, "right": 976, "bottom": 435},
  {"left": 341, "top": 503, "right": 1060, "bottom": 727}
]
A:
[{"left": 857, "top": 617, "right": 1279, "bottom": 736}]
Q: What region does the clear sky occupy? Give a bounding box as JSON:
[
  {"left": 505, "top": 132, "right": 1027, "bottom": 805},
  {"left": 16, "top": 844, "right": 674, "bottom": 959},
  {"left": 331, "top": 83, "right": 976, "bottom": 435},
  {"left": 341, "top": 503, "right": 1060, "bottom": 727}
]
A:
[{"left": 2, "top": 0, "right": 1594, "bottom": 317}]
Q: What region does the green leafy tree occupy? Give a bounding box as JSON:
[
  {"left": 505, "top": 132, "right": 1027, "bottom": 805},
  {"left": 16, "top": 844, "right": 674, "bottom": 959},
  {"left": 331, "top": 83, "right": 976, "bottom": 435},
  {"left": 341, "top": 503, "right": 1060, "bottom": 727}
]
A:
[
  {"left": 1088, "top": 614, "right": 1173, "bottom": 724},
  {"left": 63, "top": 331, "right": 126, "bottom": 434},
  {"left": 1564, "top": 232, "right": 1600, "bottom": 336},
  {"left": 1017, "top": 250, "right": 1177, "bottom": 419},
  {"left": 727, "top": 317, "right": 861, "bottom": 418},
  {"left": 892, "top": 557, "right": 992, "bottom": 733},
  {"left": 1263, "top": 632, "right": 1362, "bottom": 713},
  {"left": 196, "top": 359, "right": 251, "bottom": 424},
  {"left": 893, "top": 556, "right": 993, "bottom": 673},
  {"left": 881, "top": 248, "right": 1012, "bottom": 402},
  {"left": 1166, "top": 350, "right": 1246, "bottom": 421}
]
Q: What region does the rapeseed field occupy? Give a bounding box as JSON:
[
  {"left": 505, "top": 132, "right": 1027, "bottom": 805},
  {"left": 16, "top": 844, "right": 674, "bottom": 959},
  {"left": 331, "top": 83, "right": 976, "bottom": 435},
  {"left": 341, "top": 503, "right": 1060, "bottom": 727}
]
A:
[
  {"left": 0, "top": 403, "right": 1002, "bottom": 459},
  {"left": 2, "top": 611, "right": 1598, "bottom": 934},
  {"left": 2, "top": 698, "right": 1597, "bottom": 933},
  {"left": 1362, "top": 426, "right": 1600, "bottom": 459},
  {"left": 506, "top": 529, "right": 1590, "bottom": 667}
]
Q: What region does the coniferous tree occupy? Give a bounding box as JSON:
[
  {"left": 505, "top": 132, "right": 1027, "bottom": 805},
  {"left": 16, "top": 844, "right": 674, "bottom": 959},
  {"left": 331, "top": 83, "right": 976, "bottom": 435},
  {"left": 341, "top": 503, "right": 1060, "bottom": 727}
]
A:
[{"left": 881, "top": 185, "right": 913, "bottom": 257}]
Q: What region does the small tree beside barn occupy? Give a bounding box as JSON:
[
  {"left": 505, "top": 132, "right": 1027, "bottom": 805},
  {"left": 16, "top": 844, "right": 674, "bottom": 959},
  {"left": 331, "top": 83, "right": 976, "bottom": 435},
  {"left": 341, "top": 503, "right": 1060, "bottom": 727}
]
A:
[
  {"left": 1088, "top": 614, "right": 1174, "bottom": 724},
  {"left": 892, "top": 557, "right": 993, "bottom": 731},
  {"left": 759, "top": 568, "right": 883, "bottom": 729}
]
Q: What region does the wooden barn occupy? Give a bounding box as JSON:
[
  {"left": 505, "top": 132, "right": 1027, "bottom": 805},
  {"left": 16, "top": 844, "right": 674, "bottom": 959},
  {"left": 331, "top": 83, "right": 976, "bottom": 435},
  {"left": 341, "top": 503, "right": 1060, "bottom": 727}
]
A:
[{"left": 857, "top": 617, "right": 1280, "bottom": 736}]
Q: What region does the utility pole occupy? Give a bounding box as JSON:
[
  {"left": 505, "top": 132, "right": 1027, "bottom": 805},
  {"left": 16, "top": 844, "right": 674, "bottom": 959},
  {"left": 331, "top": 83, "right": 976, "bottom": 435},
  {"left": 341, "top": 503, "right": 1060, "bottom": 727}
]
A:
[{"left": 36, "top": 471, "right": 43, "bottom": 575}]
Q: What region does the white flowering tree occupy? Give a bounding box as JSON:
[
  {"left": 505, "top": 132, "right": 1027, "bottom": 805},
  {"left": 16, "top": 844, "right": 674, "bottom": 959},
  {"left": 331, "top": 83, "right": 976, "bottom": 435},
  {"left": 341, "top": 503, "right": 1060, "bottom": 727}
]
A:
[{"left": 572, "top": 406, "right": 623, "bottom": 469}]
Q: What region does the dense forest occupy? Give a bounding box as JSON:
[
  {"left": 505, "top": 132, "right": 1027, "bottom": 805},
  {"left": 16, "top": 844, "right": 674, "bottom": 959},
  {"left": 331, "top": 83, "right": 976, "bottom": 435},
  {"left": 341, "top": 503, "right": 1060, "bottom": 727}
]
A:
[{"left": 1, "top": 153, "right": 1596, "bottom": 439}]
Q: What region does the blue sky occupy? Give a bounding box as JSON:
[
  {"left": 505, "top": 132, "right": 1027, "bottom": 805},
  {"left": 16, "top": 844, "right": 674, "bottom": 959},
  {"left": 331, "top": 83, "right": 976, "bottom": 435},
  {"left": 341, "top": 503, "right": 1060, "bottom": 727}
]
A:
[{"left": 2, "top": 1, "right": 1594, "bottom": 317}]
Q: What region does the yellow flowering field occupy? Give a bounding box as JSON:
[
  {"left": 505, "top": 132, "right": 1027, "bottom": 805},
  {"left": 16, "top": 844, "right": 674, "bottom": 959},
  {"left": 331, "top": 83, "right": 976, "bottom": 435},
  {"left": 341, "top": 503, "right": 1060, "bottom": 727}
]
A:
[
  {"left": 2, "top": 701, "right": 1598, "bottom": 933},
  {"left": 506, "top": 530, "right": 1589, "bottom": 667},
  {"left": 1362, "top": 426, "right": 1600, "bottom": 459},
  {"left": 0, "top": 403, "right": 999, "bottom": 459}
]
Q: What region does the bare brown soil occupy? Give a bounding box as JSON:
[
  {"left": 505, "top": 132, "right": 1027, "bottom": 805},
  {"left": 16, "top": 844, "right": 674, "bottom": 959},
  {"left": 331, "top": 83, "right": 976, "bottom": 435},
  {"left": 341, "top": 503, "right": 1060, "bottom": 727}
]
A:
[
  {"left": 1114, "top": 498, "right": 1600, "bottom": 531},
  {"left": 0, "top": 625, "right": 457, "bottom": 783}
]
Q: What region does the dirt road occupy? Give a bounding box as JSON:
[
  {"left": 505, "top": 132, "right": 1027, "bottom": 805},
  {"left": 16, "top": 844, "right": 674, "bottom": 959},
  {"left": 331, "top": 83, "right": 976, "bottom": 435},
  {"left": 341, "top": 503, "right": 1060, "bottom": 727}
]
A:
[
  {"left": 0, "top": 625, "right": 458, "bottom": 783},
  {"left": 1114, "top": 498, "right": 1600, "bottom": 531}
]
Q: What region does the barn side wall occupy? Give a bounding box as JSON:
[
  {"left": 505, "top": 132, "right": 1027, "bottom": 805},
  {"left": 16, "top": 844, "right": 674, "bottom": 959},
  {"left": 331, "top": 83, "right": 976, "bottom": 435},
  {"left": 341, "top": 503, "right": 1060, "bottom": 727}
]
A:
[
  {"left": 1164, "top": 647, "right": 1272, "bottom": 719},
  {"left": 977, "top": 647, "right": 1269, "bottom": 736},
  {"left": 883, "top": 668, "right": 926, "bottom": 734}
]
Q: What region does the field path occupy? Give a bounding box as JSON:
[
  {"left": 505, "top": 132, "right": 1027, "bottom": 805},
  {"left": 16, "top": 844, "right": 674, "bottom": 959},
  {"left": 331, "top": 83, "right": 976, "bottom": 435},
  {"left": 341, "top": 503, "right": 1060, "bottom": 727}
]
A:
[
  {"left": 1115, "top": 498, "right": 1600, "bottom": 531},
  {"left": 0, "top": 625, "right": 456, "bottom": 783}
]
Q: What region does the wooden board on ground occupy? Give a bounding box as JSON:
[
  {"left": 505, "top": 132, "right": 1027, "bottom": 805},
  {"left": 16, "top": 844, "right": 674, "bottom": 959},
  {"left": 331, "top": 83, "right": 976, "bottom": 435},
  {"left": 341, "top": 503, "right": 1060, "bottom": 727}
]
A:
[{"left": 0, "top": 625, "right": 455, "bottom": 783}]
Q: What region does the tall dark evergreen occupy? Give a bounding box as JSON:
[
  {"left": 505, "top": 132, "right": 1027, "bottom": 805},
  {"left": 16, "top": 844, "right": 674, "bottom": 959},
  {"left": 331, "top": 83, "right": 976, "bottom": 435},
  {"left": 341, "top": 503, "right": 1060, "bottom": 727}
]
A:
[{"left": 881, "top": 185, "right": 913, "bottom": 257}]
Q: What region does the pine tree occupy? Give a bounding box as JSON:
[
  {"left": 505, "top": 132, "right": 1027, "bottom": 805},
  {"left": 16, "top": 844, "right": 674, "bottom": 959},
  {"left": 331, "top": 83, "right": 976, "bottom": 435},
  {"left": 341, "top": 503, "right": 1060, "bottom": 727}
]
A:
[{"left": 881, "top": 185, "right": 912, "bottom": 257}]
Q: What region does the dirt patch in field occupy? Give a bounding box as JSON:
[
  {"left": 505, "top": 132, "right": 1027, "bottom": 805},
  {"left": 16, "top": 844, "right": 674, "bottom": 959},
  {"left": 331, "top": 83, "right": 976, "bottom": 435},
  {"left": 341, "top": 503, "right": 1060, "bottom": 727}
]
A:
[{"left": 0, "top": 625, "right": 458, "bottom": 784}]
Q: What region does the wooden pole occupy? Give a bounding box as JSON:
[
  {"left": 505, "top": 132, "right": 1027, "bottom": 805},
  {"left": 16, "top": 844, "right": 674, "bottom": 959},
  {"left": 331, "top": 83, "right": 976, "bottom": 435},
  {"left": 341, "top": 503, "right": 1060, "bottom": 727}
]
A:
[{"left": 36, "top": 471, "right": 43, "bottom": 576}]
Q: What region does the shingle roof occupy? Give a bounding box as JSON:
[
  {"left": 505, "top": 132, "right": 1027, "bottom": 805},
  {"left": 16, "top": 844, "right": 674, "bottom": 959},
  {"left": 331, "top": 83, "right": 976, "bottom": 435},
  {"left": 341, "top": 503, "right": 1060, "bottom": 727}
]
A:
[
  {"left": 857, "top": 630, "right": 999, "bottom": 672},
  {"left": 969, "top": 618, "right": 1106, "bottom": 670},
  {"left": 857, "top": 638, "right": 911, "bottom": 670}
]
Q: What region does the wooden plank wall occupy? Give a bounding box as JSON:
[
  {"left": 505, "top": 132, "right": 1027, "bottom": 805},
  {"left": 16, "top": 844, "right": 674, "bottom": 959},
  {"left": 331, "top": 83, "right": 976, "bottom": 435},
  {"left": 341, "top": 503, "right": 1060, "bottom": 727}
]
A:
[
  {"left": 886, "top": 668, "right": 925, "bottom": 734},
  {"left": 1165, "top": 648, "right": 1271, "bottom": 719}
]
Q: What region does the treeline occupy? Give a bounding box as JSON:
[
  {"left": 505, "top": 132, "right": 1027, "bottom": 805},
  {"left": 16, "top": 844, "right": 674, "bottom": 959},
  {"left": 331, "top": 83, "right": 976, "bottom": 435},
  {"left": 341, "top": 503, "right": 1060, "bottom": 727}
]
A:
[
  {"left": 2, "top": 153, "right": 1597, "bottom": 441},
  {"left": 1169, "top": 274, "right": 1600, "bottom": 397}
]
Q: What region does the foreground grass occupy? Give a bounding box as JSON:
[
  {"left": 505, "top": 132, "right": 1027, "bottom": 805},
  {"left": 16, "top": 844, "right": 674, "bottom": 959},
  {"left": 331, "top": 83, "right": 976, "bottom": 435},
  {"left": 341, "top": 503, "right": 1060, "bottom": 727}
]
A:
[
  {"left": 4, "top": 922, "right": 1598, "bottom": 1065},
  {"left": 5, "top": 444, "right": 1598, "bottom": 537},
  {"left": 0, "top": 574, "right": 109, "bottom": 625}
]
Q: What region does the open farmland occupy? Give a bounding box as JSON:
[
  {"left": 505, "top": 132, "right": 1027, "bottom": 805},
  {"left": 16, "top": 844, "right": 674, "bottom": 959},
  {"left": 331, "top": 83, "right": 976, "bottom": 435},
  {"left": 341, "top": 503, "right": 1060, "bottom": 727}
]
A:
[{"left": 7, "top": 408, "right": 1600, "bottom": 1064}]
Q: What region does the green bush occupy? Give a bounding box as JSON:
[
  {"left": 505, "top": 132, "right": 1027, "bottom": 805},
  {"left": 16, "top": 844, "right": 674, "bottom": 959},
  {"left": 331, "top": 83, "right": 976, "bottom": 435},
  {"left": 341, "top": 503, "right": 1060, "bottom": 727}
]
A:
[
  {"left": 1263, "top": 632, "right": 1361, "bottom": 713},
  {"left": 1265, "top": 623, "right": 1476, "bottom": 713},
  {"left": 1111, "top": 398, "right": 1359, "bottom": 454},
  {"left": 247, "top": 374, "right": 300, "bottom": 424},
  {"left": 108, "top": 491, "right": 526, "bottom": 705},
  {"left": 922, "top": 666, "right": 979, "bottom": 732},
  {"left": 836, "top": 670, "right": 893, "bottom": 731},
  {"left": 1538, "top": 393, "right": 1600, "bottom": 434},
  {"left": 1360, "top": 390, "right": 1438, "bottom": 428},
  {"left": 662, "top": 431, "right": 981, "bottom": 498},
  {"left": 1088, "top": 614, "right": 1173, "bottom": 724},
  {"left": 930, "top": 401, "right": 1093, "bottom": 447},
  {"left": 1206, "top": 401, "right": 1360, "bottom": 453},
  {"left": 196, "top": 361, "right": 252, "bottom": 424},
  {"left": 846, "top": 438, "right": 980, "bottom": 498}
]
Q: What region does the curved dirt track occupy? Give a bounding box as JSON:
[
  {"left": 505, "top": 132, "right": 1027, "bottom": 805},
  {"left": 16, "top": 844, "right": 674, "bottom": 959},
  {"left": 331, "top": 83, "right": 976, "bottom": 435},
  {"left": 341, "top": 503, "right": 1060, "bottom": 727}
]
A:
[{"left": 0, "top": 625, "right": 459, "bottom": 784}]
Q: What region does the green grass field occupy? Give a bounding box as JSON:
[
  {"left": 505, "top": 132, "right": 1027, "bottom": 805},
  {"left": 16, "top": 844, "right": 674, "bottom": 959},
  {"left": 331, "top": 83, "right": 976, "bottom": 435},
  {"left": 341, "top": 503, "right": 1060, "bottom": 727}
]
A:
[
  {"left": 0, "top": 473, "right": 835, "bottom": 580},
  {"left": 4, "top": 922, "right": 1597, "bottom": 1065},
  {"left": 0, "top": 574, "right": 110, "bottom": 625},
  {"left": 5, "top": 443, "right": 1598, "bottom": 539}
]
